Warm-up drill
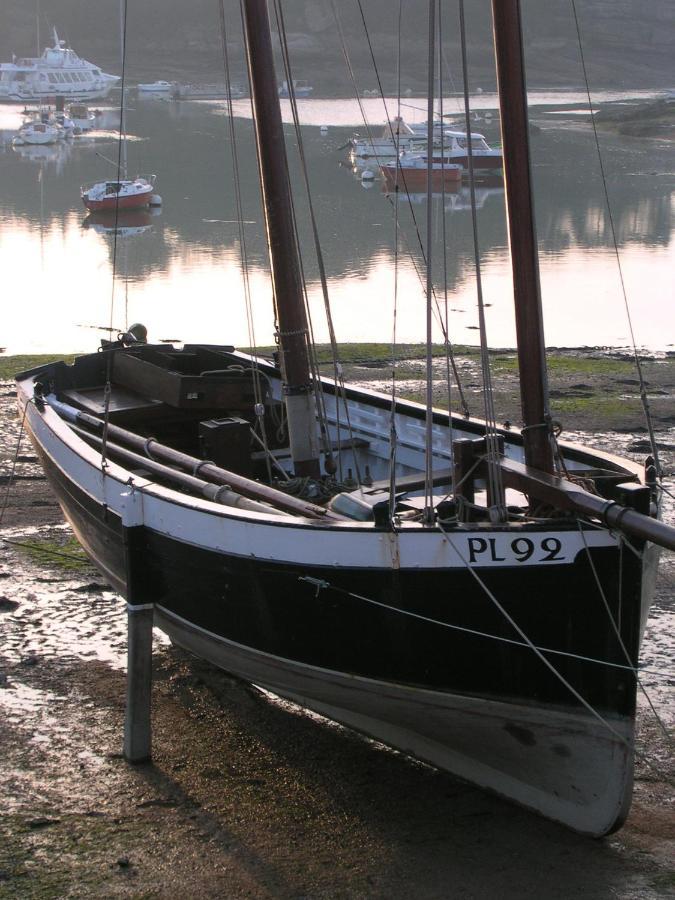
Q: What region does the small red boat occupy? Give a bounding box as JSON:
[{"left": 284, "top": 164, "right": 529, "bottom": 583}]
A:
[
  {"left": 81, "top": 175, "right": 156, "bottom": 212},
  {"left": 381, "top": 154, "right": 462, "bottom": 193}
]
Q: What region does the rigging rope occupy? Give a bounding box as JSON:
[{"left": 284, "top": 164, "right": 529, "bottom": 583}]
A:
[
  {"left": 458, "top": 0, "right": 505, "bottom": 524},
  {"left": 100, "top": 0, "right": 130, "bottom": 477},
  {"left": 423, "top": 0, "right": 437, "bottom": 523},
  {"left": 0, "top": 400, "right": 30, "bottom": 531},
  {"left": 297, "top": 563, "right": 673, "bottom": 781},
  {"left": 438, "top": 7, "right": 457, "bottom": 500},
  {"left": 435, "top": 520, "right": 672, "bottom": 779},
  {"left": 273, "top": 0, "right": 355, "bottom": 480},
  {"left": 220, "top": 0, "right": 273, "bottom": 480},
  {"left": 332, "top": 0, "right": 470, "bottom": 485},
  {"left": 570, "top": 0, "right": 663, "bottom": 481},
  {"left": 388, "top": 0, "right": 403, "bottom": 522},
  {"left": 577, "top": 521, "right": 673, "bottom": 744}
]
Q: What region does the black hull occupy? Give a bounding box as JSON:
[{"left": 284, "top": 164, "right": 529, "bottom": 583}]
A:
[
  {"left": 36, "top": 441, "right": 642, "bottom": 714},
  {"left": 29, "top": 431, "right": 647, "bottom": 835}
]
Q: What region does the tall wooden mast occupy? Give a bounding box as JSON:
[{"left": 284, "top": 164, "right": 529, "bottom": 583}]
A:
[
  {"left": 241, "top": 0, "right": 320, "bottom": 477},
  {"left": 490, "top": 0, "right": 554, "bottom": 474}
]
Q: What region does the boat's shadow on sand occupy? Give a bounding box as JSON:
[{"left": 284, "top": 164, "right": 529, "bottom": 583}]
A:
[
  {"left": 2, "top": 605, "right": 672, "bottom": 898},
  {"left": 129, "top": 644, "right": 671, "bottom": 898}
]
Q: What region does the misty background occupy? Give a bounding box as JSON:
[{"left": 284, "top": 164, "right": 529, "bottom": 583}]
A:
[{"left": 2, "top": 0, "right": 673, "bottom": 94}]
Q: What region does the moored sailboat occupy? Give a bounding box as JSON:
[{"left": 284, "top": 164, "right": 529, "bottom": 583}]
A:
[
  {"left": 15, "top": 0, "right": 673, "bottom": 838},
  {"left": 80, "top": 3, "right": 159, "bottom": 213}
]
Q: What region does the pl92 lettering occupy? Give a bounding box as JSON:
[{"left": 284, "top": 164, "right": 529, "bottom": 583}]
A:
[{"left": 467, "top": 536, "right": 565, "bottom": 564}]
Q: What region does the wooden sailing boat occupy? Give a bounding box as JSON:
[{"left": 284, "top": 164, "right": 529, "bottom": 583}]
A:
[{"left": 15, "top": 0, "right": 673, "bottom": 836}]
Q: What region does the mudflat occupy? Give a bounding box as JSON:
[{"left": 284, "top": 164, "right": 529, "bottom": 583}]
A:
[{"left": 1, "top": 350, "right": 673, "bottom": 898}]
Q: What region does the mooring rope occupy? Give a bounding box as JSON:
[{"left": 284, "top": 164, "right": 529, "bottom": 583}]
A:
[
  {"left": 297, "top": 564, "right": 672, "bottom": 780},
  {"left": 577, "top": 520, "right": 673, "bottom": 744}
]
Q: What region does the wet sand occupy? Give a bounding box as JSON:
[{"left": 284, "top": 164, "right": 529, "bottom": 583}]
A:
[{"left": 0, "top": 360, "right": 673, "bottom": 899}]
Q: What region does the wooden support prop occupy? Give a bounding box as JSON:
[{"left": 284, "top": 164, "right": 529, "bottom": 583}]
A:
[
  {"left": 122, "top": 524, "right": 154, "bottom": 763},
  {"left": 124, "top": 602, "right": 154, "bottom": 763}
]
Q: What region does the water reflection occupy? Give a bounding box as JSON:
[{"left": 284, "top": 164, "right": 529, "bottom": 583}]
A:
[
  {"left": 82, "top": 207, "right": 160, "bottom": 237},
  {"left": 0, "top": 96, "right": 673, "bottom": 353}
]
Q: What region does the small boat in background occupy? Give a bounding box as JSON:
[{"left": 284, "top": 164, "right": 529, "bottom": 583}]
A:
[
  {"left": 350, "top": 116, "right": 445, "bottom": 161},
  {"left": 137, "top": 80, "right": 175, "bottom": 94},
  {"left": 278, "top": 79, "right": 312, "bottom": 98},
  {"left": 433, "top": 129, "right": 503, "bottom": 177},
  {"left": 13, "top": 109, "right": 62, "bottom": 145},
  {"left": 381, "top": 152, "right": 463, "bottom": 191},
  {"left": 82, "top": 0, "right": 160, "bottom": 215},
  {"left": 81, "top": 175, "right": 157, "bottom": 212},
  {"left": 68, "top": 104, "right": 97, "bottom": 132}
]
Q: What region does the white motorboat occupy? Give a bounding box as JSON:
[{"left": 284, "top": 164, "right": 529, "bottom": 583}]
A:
[
  {"left": 349, "top": 116, "right": 436, "bottom": 161},
  {"left": 68, "top": 103, "right": 98, "bottom": 131},
  {"left": 0, "top": 28, "right": 119, "bottom": 104},
  {"left": 137, "top": 80, "right": 175, "bottom": 94},
  {"left": 350, "top": 118, "right": 502, "bottom": 176},
  {"left": 278, "top": 79, "right": 313, "bottom": 98}
]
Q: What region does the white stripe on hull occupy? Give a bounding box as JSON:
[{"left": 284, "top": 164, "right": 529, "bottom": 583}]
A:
[{"left": 24, "top": 399, "right": 619, "bottom": 572}]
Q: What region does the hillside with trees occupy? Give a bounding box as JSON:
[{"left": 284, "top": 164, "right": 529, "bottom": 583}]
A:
[{"left": 2, "top": 0, "right": 673, "bottom": 93}]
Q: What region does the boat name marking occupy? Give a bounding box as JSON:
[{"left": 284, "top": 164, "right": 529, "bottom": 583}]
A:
[{"left": 467, "top": 536, "right": 565, "bottom": 564}]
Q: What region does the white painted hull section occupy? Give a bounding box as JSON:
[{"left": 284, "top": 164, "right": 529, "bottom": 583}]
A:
[{"left": 25, "top": 396, "right": 619, "bottom": 572}]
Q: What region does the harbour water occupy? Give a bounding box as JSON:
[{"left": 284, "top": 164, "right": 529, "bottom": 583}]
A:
[{"left": 0, "top": 91, "right": 673, "bottom": 356}]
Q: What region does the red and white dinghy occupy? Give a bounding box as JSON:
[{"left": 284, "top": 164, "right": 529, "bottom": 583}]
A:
[{"left": 81, "top": 175, "right": 156, "bottom": 212}]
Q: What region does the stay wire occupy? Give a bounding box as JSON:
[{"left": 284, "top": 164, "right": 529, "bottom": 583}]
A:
[
  {"left": 273, "top": 0, "right": 354, "bottom": 479},
  {"left": 423, "top": 0, "right": 437, "bottom": 522},
  {"left": 355, "top": 0, "right": 470, "bottom": 422},
  {"left": 570, "top": 0, "right": 662, "bottom": 481},
  {"left": 388, "top": 0, "right": 403, "bottom": 520},
  {"left": 298, "top": 573, "right": 669, "bottom": 678},
  {"left": 219, "top": 0, "right": 272, "bottom": 479},
  {"left": 436, "top": 521, "right": 672, "bottom": 779},
  {"left": 332, "top": 0, "right": 470, "bottom": 422},
  {"left": 272, "top": 7, "right": 345, "bottom": 479},
  {"left": 0, "top": 400, "right": 90, "bottom": 565},
  {"left": 0, "top": 399, "right": 30, "bottom": 531},
  {"left": 577, "top": 520, "right": 673, "bottom": 744},
  {"left": 102, "top": 0, "right": 130, "bottom": 475},
  {"left": 438, "top": 2, "right": 457, "bottom": 497},
  {"left": 298, "top": 560, "right": 672, "bottom": 781},
  {"left": 458, "top": 0, "right": 505, "bottom": 522}
]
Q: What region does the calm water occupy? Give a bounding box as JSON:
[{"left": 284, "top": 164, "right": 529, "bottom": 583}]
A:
[{"left": 0, "top": 91, "right": 673, "bottom": 355}]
